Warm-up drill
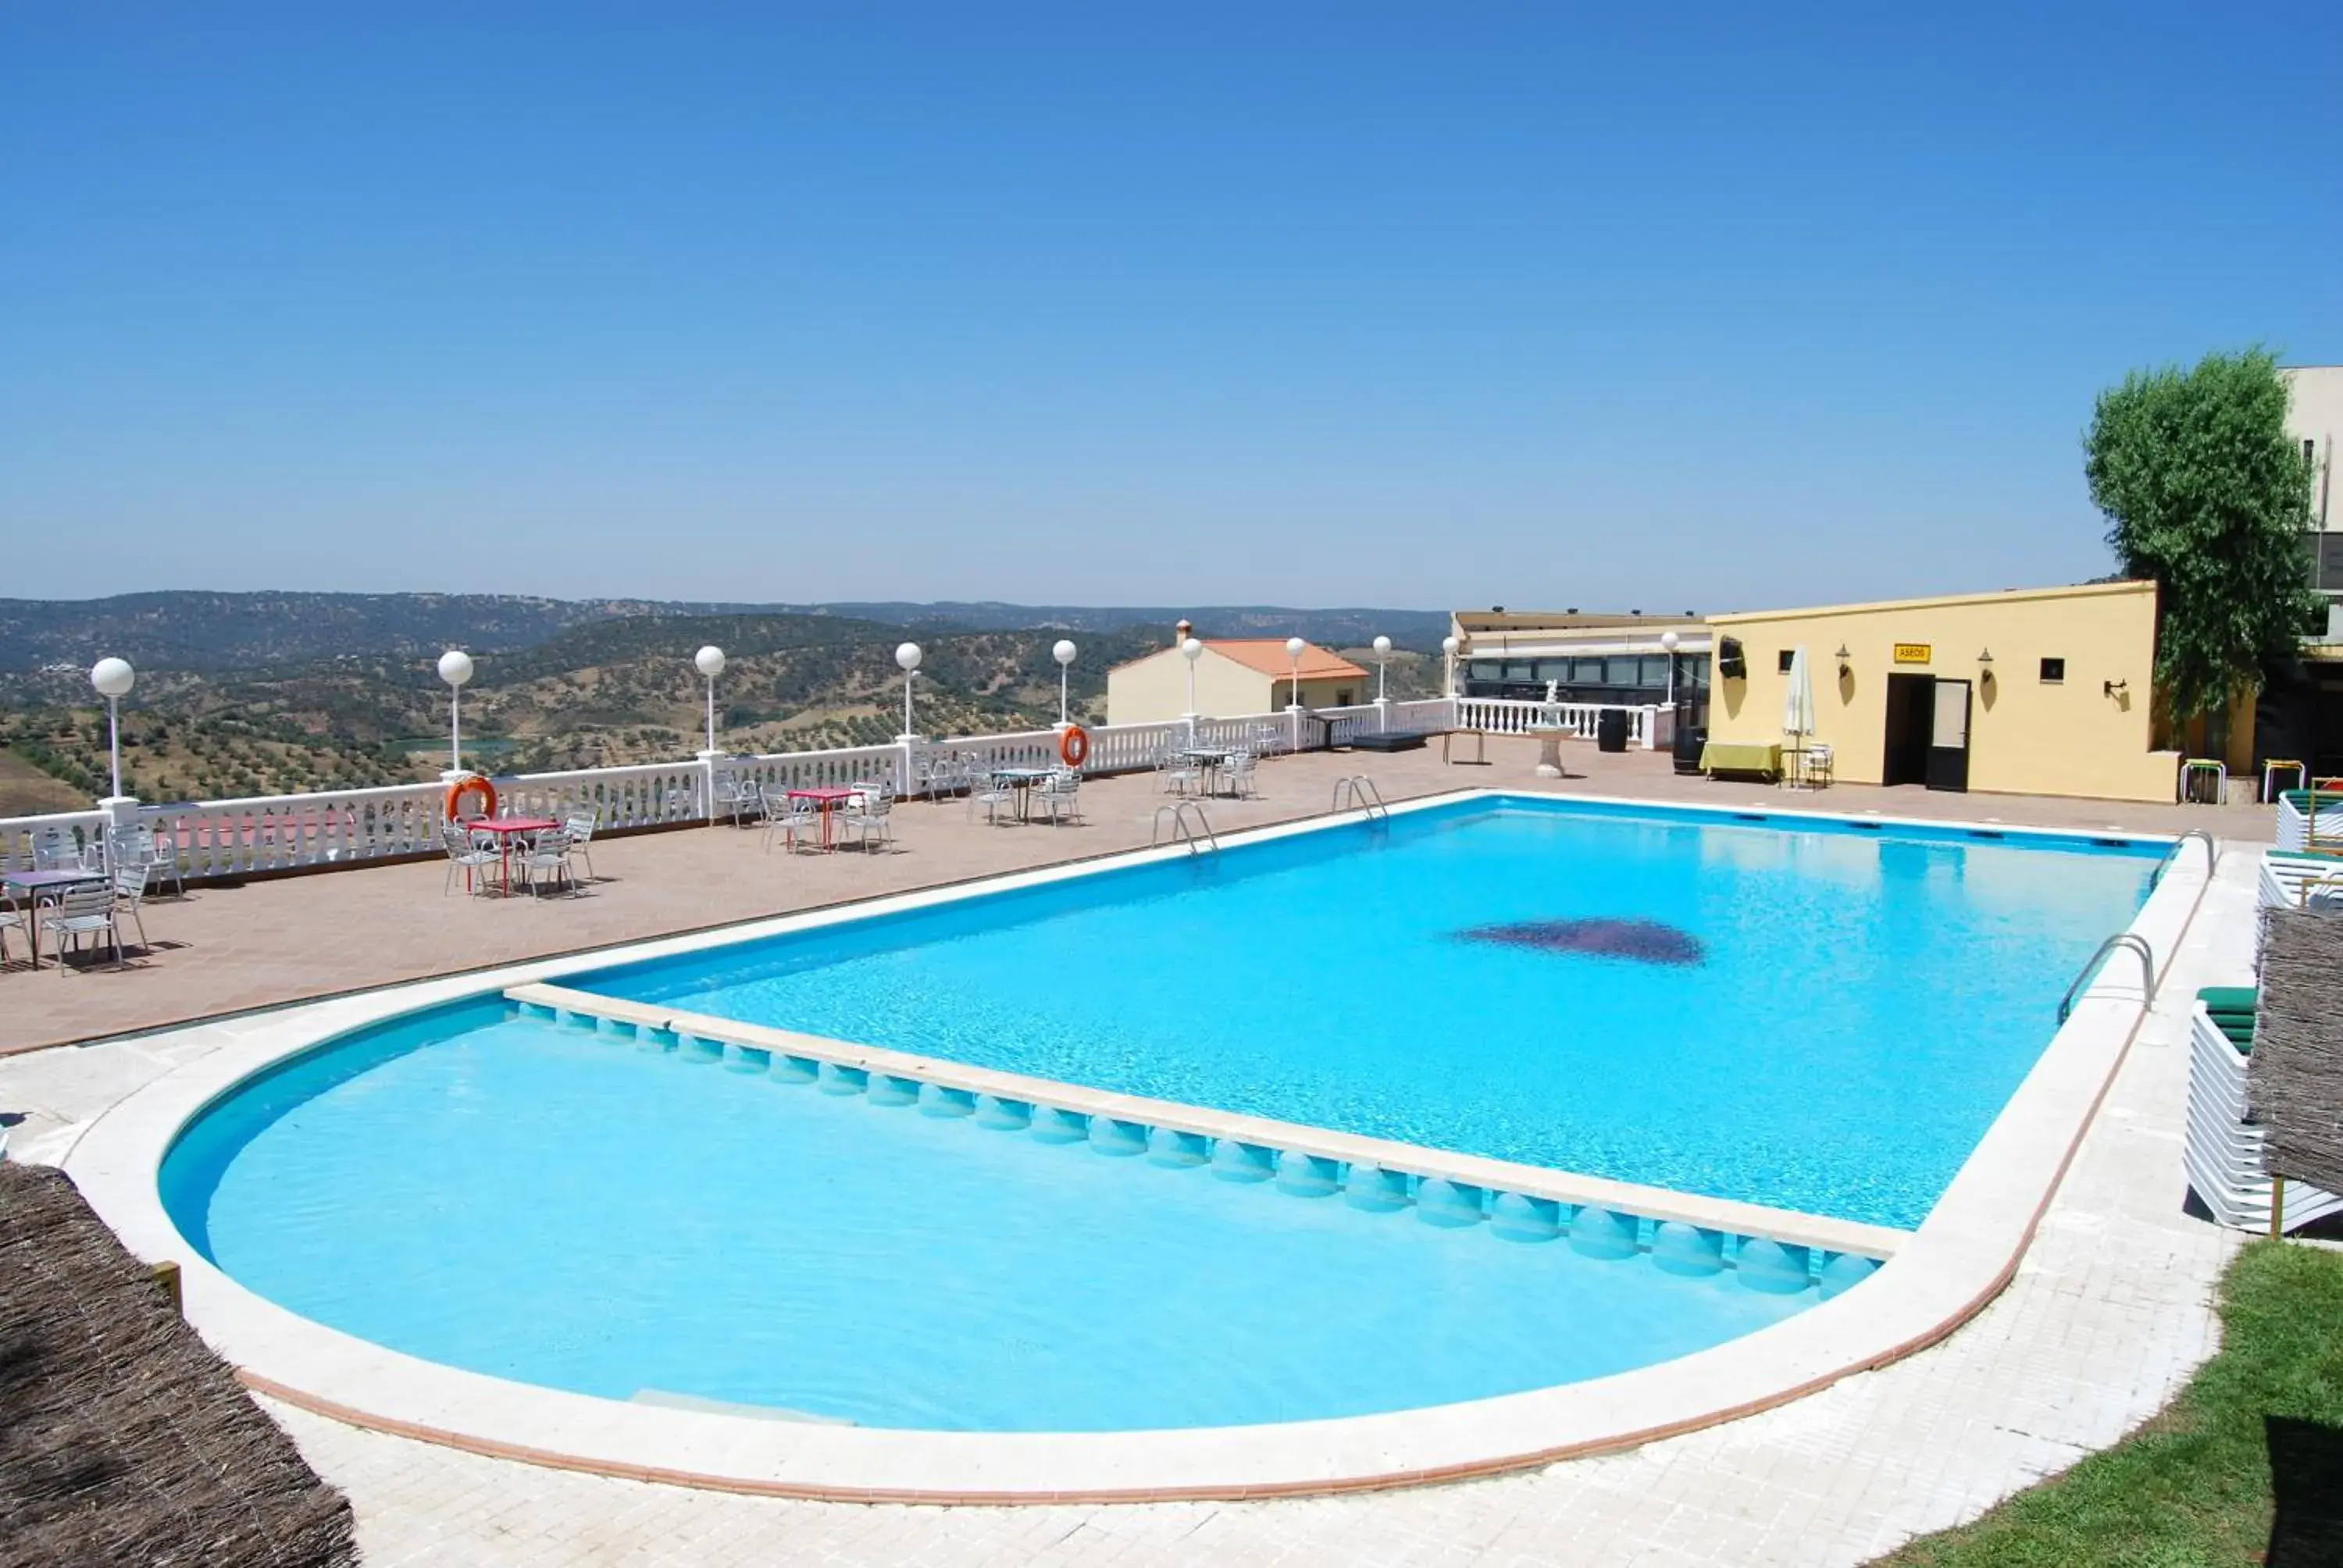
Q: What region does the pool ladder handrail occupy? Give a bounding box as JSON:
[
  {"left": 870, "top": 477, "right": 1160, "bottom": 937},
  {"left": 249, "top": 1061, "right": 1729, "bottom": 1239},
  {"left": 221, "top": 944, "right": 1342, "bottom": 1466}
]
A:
[
  {"left": 1151, "top": 800, "right": 1220, "bottom": 854},
  {"left": 1332, "top": 775, "right": 1388, "bottom": 821},
  {"left": 2056, "top": 932, "right": 2157, "bottom": 1023},
  {"left": 2149, "top": 829, "right": 2218, "bottom": 887}
]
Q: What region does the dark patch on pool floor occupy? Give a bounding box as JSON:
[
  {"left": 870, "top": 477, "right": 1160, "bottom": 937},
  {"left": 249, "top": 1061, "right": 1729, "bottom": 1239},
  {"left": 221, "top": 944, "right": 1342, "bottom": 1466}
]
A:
[{"left": 1457, "top": 918, "right": 1705, "bottom": 967}]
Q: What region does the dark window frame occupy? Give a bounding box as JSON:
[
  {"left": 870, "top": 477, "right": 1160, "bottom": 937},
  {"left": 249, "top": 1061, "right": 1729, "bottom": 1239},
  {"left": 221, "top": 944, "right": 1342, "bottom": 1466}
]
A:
[
  {"left": 2040, "top": 657, "right": 2066, "bottom": 684},
  {"left": 1778, "top": 649, "right": 1796, "bottom": 673}
]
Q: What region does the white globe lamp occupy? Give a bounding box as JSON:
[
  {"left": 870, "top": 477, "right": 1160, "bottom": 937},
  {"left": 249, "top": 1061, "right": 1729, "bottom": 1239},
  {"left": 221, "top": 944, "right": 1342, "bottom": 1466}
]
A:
[
  {"left": 1441, "top": 634, "right": 1460, "bottom": 699},
  {"left": 91, "top": 657, "right": 135, "bottom": 802},
  {"left": 1660, "top": 629, "right": 1681, "bottom": 709},
  {"left": 1284, "top": 636, "right": 1307, "bottom": 750},
  {"left": 694, "top": 646, "right": 726, "bottom": 755},
  {"left": 895, "top": 642, "right": 922, "bottom": 739},
  {"left": 437, "top": 650, "right": 474, "bottom": 776},
  {"left": 1052, "top": 639, "right": 1078, "bottom": 727},
  {"left": 1371, "top": 634, "right": 1393, "bottom": 707}
]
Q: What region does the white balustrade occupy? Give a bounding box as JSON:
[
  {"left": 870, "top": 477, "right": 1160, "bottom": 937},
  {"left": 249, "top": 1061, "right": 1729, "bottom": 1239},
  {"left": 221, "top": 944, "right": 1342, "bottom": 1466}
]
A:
[
  {"left": 1454, "top": 697, "right": 1657, "bottom": 747},
  {"left": 0, "top": 698, "right": 1467, "bottom": 883}
]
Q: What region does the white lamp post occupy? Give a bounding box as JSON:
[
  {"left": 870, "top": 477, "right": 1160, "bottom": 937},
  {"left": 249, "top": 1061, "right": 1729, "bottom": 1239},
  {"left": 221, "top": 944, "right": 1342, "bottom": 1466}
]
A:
[
  {"left": 694, "top": 645, "right": 726, "bottom": 756},
  {"left": 1181, "top": 636, "right": 1204, "bottom": 741},
  {"left": 437, "top": 650, "right": 474, "bottom": 777},
  {"left": 1285, "top": 635, "right": 1306, "bottom": 752},
  {"left": 1441, "top": 634, "right": 1460, "bottom": 699},
  {"left": 1371, "top": 634, "right": 1393, "bottom": 727},
  {"left": 90, "top": 657, "right": 135, "bottom": 804},
  {"left": 1660, "top": 629, "right": 1681, "bottom": 709},
  {"left": 1052, "top": 640, "right": 1078, "bottom": 728},
  {"left": 895, "top": 643, "right": 922, "bottom": 739}
]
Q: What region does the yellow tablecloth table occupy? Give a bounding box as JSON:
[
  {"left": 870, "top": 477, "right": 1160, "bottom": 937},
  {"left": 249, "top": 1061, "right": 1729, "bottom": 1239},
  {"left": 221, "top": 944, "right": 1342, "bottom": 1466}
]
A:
[{"left": 1700, "top": 740, "right": 1781, "bottom": 779}]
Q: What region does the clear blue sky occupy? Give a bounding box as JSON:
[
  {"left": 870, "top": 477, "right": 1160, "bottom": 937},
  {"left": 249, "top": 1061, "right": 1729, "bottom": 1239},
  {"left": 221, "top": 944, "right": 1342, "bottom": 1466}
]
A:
[{"left": 4, "top": 3, "right": 2337, "bottom": 613}]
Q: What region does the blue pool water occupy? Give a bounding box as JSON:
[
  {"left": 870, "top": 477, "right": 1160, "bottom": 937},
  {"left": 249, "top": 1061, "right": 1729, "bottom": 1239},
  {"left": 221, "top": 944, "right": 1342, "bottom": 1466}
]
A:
[
  {"left": 579, "top": 798, "right": 2159, "bottom": 1229},
  {"left": 162, "top": 1000, "right": 1818, "bottom": 1431}
]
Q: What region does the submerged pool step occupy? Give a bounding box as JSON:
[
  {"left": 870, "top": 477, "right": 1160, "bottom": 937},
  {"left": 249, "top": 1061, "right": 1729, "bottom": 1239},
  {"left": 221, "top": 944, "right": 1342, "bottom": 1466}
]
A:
[{"left": 508, "top": 981, "right": 1895, "bottom": 1296}]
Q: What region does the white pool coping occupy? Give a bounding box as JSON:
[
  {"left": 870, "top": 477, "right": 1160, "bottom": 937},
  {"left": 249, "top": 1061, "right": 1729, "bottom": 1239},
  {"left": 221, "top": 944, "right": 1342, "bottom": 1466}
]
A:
[{"left": 60, "top": 789, "right": 2213, "bottom": 1502}]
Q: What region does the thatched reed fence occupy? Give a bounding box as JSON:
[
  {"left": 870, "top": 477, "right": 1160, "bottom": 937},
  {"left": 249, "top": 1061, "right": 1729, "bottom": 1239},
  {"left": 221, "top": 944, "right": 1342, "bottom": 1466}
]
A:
[
  {"left": 2251, "top": 906, "right": 2343, "bottom": 1196},
  {"left": 0, "top": 1162, "right": 355, "bottom": 1568}
]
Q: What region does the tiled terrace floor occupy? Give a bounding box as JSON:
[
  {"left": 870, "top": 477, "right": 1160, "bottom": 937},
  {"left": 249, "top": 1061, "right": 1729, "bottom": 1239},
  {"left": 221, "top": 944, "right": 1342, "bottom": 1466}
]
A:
[
  {"left": 0, "top": 811, "right": 2263, "bottom": 1566},
  {"left": 0, "top": 738, "right": 2270, "bottom": 1057}
]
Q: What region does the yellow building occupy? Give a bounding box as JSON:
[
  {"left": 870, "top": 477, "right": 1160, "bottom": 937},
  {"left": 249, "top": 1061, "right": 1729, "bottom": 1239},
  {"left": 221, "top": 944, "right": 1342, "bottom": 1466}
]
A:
[
  {"left": 1703, "top": 580, "right": 2181, "bottom": 802},
  {"left": 1106, "top": 629, "right": 1368, "bottom": 725}
]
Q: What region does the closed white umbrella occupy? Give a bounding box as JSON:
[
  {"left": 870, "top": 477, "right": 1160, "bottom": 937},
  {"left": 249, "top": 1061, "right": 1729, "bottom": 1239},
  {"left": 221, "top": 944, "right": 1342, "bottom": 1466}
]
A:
[{"left": 1782, "top": 646, "right": 1817, "bottom": 786}]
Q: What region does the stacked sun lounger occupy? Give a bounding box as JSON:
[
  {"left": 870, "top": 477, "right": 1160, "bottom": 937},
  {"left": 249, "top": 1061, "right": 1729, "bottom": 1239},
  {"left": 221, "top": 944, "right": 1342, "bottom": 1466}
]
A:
[
  {"left": 2259, "top": 849, "right": 2343, "bottom": 910},
  {"left": 2273, "top": 789, "right": 2343, "bottom": 852},
  {"left": 2184, "top": 986, "right": 2343, "bottom": 1233}
]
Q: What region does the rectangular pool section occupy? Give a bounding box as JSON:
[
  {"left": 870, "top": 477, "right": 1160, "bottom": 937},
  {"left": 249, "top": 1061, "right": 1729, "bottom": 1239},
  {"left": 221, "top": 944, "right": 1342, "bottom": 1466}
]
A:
[{"left": 576, "top": 796, "right": 2161, "bottom": 1230}]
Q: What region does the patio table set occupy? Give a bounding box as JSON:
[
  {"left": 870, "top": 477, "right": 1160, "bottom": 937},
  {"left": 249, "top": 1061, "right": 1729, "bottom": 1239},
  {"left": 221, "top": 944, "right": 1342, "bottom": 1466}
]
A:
[
  {"left": 756, "top": 781, "right": 898, "bottom": 853},
  {"left": 1157, "top": 742, "right": 1261, "bottom": 801},
  {"left": 441, "top": 811, "right": 599, "bottom": 897},
  {"left": 2, "top": 822, "right": 173, "bottom": 973}
]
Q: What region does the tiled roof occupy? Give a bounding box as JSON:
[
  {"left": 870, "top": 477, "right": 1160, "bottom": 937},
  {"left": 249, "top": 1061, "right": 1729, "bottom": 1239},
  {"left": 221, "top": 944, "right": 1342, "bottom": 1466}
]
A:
[{"left": 1204, "top": 640, "right": 1367, "bottom": 679}]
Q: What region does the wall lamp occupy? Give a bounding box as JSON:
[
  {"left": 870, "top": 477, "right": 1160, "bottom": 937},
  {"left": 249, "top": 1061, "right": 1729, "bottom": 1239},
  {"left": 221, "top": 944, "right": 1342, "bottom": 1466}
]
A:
[
  {"left": 1977, "top": 647, "right": 1995, "bottom": 686},
  {"left": 1834, "top": 644, "right": 1852, "bottom": 677},
  {"left": 2104, "top": 678, "right": 2129, "bottom": 697}
]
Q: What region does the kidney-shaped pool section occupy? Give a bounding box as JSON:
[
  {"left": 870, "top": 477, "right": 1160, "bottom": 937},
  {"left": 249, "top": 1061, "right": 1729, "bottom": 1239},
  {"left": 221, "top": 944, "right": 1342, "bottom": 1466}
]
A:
[{"left": 162, "top": 997, "right": 1832, "bottom": 1431}]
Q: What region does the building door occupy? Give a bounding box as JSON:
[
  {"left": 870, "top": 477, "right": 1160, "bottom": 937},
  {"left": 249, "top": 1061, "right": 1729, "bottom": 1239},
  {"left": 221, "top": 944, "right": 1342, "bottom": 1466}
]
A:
[
  {"left": 1883, "top": 674, "right": 1935, "bottom": 786},
  {"left": 1926, "top": 678, "right": 1972, "bottom": 793}
]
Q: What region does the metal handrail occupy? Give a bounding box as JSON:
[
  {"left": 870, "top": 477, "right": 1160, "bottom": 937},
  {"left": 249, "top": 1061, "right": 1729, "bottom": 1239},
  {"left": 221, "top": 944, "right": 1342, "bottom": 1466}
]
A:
[
  {"left": 1150, "top": 801, "right": 1220, "bottom": 854},
  {"left": 2149, "top": 829, "right": 2218, "bottom": 887},
  {"left": 2057, "top": 932, "right": 2157, "bottom": 1022},
  {"left": 1331, "top": 776, "right": 1388, "bottom": 819}
]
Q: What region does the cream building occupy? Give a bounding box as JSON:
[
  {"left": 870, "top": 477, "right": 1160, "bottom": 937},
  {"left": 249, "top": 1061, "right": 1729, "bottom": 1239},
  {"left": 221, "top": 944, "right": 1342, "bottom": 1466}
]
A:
[
  {"left": 1704, "top": 580, "right": 2179, "bottom": 801},
  {"left": 2284, "top": 365, "right": 2343, "bottom": 596},
  {"left": 1106, "top": 629, "right": 1368, "bottom": 725}
]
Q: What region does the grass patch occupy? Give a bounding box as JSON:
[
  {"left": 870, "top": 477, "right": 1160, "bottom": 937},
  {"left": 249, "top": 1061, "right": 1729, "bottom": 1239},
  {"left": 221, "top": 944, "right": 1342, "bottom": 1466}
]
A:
[{"left": 1880, "top": 1240, "right": 2343, "bottom": 1566}]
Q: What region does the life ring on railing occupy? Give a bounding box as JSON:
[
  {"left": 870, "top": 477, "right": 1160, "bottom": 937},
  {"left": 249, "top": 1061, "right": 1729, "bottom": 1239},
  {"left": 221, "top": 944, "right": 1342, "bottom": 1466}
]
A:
[
  {"left": 1059, "top": 724, "right": 1091, "bottom": 768},
  {"left": 445, "top": 773, "right": 497, "bottom": 822}
]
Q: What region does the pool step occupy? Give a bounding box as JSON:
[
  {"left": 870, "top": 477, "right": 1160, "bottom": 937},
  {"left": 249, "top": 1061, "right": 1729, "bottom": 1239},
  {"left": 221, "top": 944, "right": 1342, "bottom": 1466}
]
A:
[{"left": 506, "top": 980, "right": 1899, "bottom": 1296}]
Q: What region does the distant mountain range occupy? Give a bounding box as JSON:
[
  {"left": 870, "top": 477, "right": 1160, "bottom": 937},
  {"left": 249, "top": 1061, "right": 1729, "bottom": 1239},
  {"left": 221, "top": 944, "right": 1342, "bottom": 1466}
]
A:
[{"left": 0, "top": 593, "right": 1452, "bottom": 672}]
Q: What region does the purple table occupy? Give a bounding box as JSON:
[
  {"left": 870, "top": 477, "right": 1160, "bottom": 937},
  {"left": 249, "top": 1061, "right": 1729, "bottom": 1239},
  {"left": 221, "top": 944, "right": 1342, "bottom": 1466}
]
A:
[{"left": 4, "top": 868, "right": 106, "bottom": 970}]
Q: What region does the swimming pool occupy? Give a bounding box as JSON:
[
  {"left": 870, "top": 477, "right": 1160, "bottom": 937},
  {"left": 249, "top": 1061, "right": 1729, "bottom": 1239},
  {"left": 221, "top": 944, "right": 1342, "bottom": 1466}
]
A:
[
  {"left": 151, "top": 794, "right": 2159, "bottom": 1439},
  {"left": 572, "top": 796, "right": 2159, "bottom": 1229}
]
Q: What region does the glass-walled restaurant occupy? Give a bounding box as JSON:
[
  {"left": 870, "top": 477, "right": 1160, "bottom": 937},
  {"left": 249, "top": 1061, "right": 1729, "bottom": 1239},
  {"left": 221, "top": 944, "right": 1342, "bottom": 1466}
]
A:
[{"left": 1462, "top": 650, "right": 1710, "bottom": 729}]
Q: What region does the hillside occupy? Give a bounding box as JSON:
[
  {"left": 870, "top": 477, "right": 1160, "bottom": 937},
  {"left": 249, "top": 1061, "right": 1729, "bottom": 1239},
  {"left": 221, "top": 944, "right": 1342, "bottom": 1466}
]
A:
[{"left": 0, "top": 593, "right": 1449, "bottom": 674}]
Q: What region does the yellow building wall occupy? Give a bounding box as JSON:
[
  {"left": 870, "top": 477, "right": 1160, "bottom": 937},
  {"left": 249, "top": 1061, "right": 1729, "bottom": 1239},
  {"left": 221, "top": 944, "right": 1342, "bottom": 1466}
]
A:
[
  {"left": 1706, "top": 582, "right": 2181, "bottom": 802},
  {"left": 1106, "top": 651, "right": 1363, "bottom": 725}
]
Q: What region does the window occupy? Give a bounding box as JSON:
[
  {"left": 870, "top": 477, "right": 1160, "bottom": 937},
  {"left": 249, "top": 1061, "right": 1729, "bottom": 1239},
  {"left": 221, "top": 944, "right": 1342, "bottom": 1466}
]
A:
[
  {"left": 2040, "top": 657, "right": 2066, "bottom": 683},
  {"left": 1571, "top": 657, "right": 1606, "bottom": 683},
  {"left": 2308, "top": 438, "right": 2321, "bottom": 469},
  {"left": 1778, "top": 649, "right": 1796, "bottom": 672},
  {"left": 1336, "top": 689, "right": 1353, "bottom": 706},
  {"left": 1639, "top": 655, "right": 1671, "bottom": 688},
  {"left": 1605, "top": 656, "right": 1642, "bottom": 686}
]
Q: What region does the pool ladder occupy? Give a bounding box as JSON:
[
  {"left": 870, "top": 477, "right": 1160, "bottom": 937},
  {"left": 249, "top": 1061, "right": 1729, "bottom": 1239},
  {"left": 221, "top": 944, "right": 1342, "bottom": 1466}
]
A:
[
  {"left": 1152, "top": 800, "right": 1220, "bottom": 854},
  {"left": 2149, "top": 829, "right": 2219, "bottom": 888},
  {"left": 2057, "top": 932, "right": 2157, "bottom": 1023},
  {"left": 1332, "top": 775, "right": 1388, "bottom": 821}
]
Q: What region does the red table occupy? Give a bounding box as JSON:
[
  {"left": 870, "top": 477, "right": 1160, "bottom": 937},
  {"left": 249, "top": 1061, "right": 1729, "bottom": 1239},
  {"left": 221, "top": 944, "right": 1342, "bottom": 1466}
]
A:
[
  {"left": 464, "top": 816, "right": 559, "bottom": 893},
  {"left": 786, "top": 788, "right": 858, "bottom": 850}
]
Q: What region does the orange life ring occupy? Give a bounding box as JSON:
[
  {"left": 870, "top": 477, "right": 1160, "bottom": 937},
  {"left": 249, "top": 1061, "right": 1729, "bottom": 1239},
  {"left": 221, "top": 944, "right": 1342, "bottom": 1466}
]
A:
[
  {"left": 446, "top": 773, "right": 498, "bottom": 821},
  {"left": 1059, "top": 724, "right": 1091, "bottom": 768}
]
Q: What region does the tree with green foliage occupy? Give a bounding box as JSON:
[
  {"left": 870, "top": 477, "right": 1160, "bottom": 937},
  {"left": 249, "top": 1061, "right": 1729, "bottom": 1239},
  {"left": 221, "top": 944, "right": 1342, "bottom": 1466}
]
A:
[{"left": 2084, "top": 346, "right": 2320, "bottom": 722}]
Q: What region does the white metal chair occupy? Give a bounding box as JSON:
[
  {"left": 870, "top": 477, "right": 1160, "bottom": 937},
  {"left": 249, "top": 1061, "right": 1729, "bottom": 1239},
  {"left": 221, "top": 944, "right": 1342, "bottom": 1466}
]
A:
[
  {"left": 562, "top": 811, "right": 600, "bottom": 881},
  {"left": 840, "top": 787, "right": 896, "bottom": 852},
  {"left": 0, "top": 893, "right": 24, "bottom": 968},
  {"left": 515, "top": 829, "right": 577, "bottom": 896},
  {"left": 761, "top": 787, "right": 825, "bottom": 853},
  {"left": 708, "top": 773, "right": 754, "bottom": 829},
  {"left": 968, "top": 772, "right": 1017, "bottom": 825},
  {"left": 41, "top": 879, "right": 128, "bottom": 971},
  {"left": 1219, "top": 751, "right": 1259, "bottom": 800},
  {"left": 921, "top": 753, "right": 971, "bottom": 803},
  {"left": 108, "top": 820, "right": 184, "bottom": 898},
  {"left": 1157, "top": 747, "right": 1202, "bottom": 797},
  {"left": 1036, "top": 768, "right": 1082, "bottom": 825},
  {"left": 33, "top": 828, "right": 87, "bottom": 871},
  {"left": 441, "top": 823, "right": 503, "bottom": 896}
]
